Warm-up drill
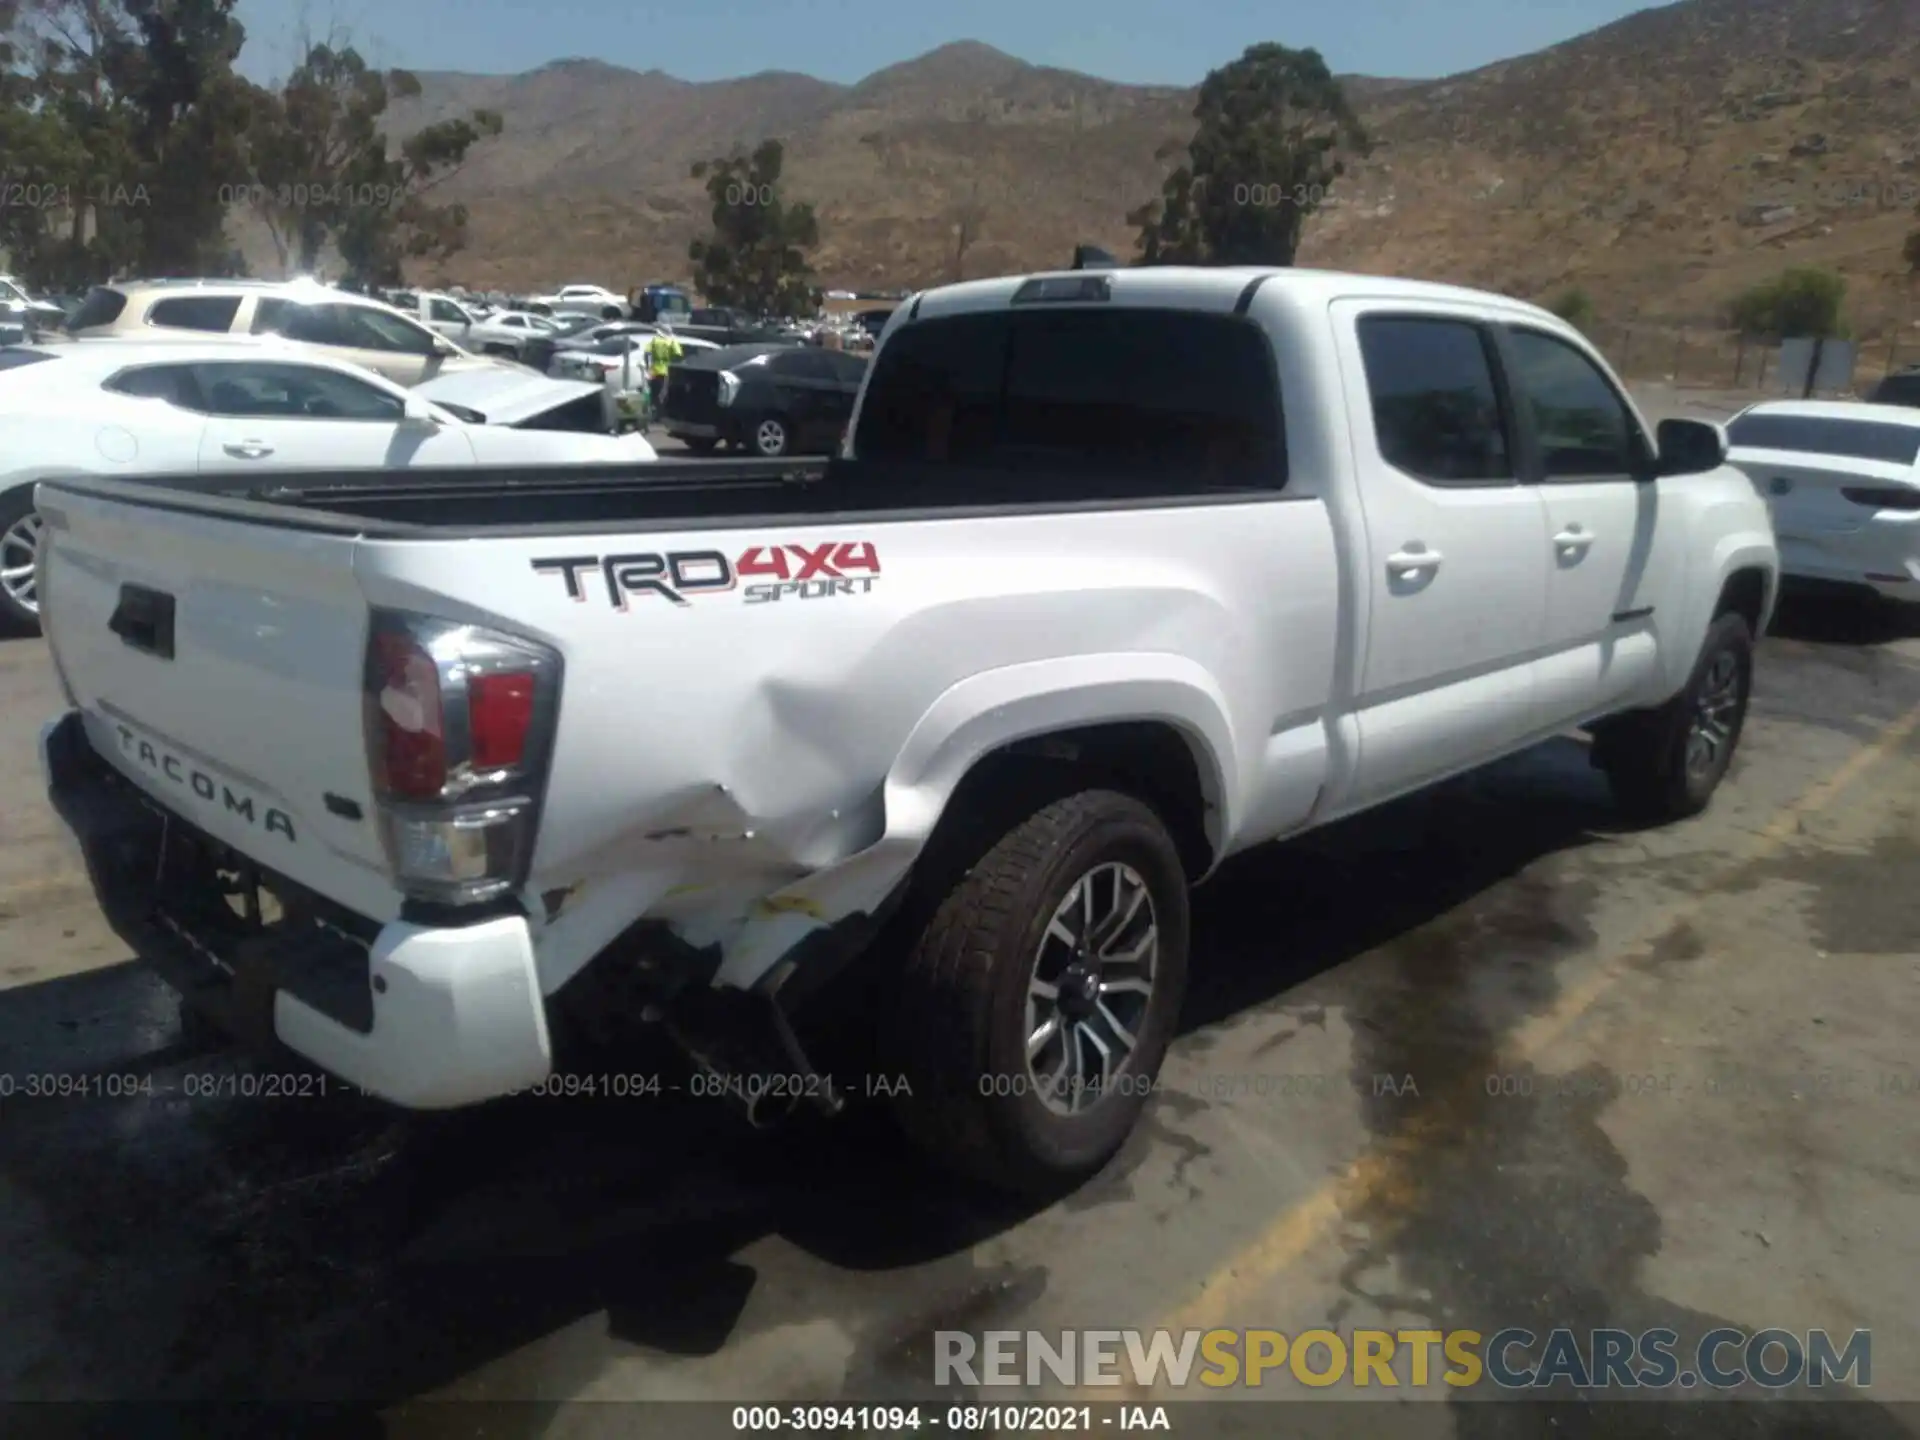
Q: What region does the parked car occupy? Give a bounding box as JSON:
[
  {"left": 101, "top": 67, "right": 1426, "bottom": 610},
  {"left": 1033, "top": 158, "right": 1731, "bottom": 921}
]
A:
[
  {"left": 411, "top": 366, "right": 631, "bottom": 436},
  {"left": 547, "top": 332, "right": 718, "bottom": 385},
  {"left": 389, "top": 291, "right": 560, "bottom": 358},
  {"left": 549, "top": 320, "right": 656, "bottom": 356},
  {"left": 629, "top": 283, "right": 693, "bottom": 325},
  {"left": 660, "top": 342, "right": 867, "bottom": 455},
  {"left": 676, "top": 307, "right": 795, "bottom": 348},
  {"left": 0, "top": 275, "right": 68, "bottom": 331},
  {"left": 531, "top": 284, "right": 627, "bottom": 319},
  {"left": 1725, "top": 399, "right": 1920, "bottom": 607},
  {"left": 0, "top": 338, "right": 653, "bottom": 631},
  {"left": 32, "top": 265, "right": 1776, "bottom": 1194},
  {"left": 1867, "top": 367, "right": 1920, "bottom": 409},
  {"left": 62, "top": 279, "right": 513, "bottom": 387}
]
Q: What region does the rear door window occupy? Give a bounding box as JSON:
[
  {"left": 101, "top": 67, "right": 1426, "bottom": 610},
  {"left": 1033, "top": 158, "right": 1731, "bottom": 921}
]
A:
[
  {"left": 192, "top": 362, "right": 405, "bottom": 421},
  {"left": 1355, "top": 316, "right": 1513, "bottom": 484},
  {"left": 828, "top": 351, "right": 870, "bottom": 386},
  {"left": 146, "top": 294, "right": 242, "bottom": 333},
  {"left": 854, "top": 308, "right": 1284, "bottom": 489},
  {"left": 1727, "top": 413, "right": 1920, "bottom": 465},
  {"left": 105, "top": 364, "right": 203, "bottom": 408}
]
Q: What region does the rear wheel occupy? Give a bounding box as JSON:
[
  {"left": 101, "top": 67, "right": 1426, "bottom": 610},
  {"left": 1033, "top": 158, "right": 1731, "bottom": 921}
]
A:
[
  {"left": 0, "top": 488, "right": 44, "bottom": 637},
  {"left": 752, "top": 416, "right": 792, "bottom": 458},
  {"left": 885, "top": 789, "right": 1190, "bottom": 1195},
  {"left": 1596, "top": 610, "right": 1753, "bottom": 823}
]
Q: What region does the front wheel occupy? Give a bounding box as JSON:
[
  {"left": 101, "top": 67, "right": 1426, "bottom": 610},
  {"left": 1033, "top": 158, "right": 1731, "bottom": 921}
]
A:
[
  {"left": 885, "top": 790, "right": 1190, "bottom": 1195},
  {"left": 1596, "top": 610, "right": 1753, "bottom": 823},
  {"left": 0, "top": 488, "right": 44, "bottom": 637}
]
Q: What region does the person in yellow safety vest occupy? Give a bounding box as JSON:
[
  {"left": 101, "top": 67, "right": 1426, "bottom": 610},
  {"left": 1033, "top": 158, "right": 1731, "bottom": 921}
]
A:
[{"left": 646, "top": 325, "right": 683, "bottom": 418}]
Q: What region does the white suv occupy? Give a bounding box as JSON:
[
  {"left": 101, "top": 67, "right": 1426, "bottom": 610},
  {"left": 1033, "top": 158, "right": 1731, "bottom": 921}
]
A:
[{"left": 63, "top": 279, "right": 504, "bottom": 386}]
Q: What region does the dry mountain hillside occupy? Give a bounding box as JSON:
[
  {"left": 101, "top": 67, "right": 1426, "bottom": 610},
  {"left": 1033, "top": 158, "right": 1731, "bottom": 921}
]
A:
[{"left": 348, "top": 0, "right": 1919, "bottom": 332}]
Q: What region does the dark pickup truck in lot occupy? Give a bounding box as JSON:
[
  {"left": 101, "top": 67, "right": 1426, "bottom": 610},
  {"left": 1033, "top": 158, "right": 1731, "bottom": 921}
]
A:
[
  {"left": 677, "top": 308, "right": 796, "bottom": 349},
  {"left": 660, "top": 342, "right": 868, "bottom": 456}
]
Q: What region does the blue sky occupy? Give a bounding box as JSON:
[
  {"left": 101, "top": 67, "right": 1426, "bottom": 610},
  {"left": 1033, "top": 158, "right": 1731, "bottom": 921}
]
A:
[{"left": 230, "top": 0, "right": 1671, "bottom": 87}]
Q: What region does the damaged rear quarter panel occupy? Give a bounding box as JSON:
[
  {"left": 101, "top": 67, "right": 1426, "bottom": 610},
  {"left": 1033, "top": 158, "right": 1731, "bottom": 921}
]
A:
[{"left": 353, "top": 496, "right": 1337, "bottom": 993}]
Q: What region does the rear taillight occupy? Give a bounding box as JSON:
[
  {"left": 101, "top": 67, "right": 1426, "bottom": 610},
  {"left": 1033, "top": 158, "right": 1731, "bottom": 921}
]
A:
[
  {"left": 1841, "top": 486, "right": 1920, "bottom": 512},
  {"left": 370, "top": 630, "right": 447, "bottom": 798},
  {"left": 469, "top": 672, "right": 536, "bottom": 769},
  {"left": 363, "top": 612, "right": 561, "bottom": 906}
]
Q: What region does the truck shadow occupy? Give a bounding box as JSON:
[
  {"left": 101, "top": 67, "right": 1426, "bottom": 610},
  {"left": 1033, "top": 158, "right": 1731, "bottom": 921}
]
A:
[
  {"left": 1765, "top": 582, "right": 1920, "bottom": 646},
  {"left": 0, "top": 736, "right": 1638, "bottom": 1414}
]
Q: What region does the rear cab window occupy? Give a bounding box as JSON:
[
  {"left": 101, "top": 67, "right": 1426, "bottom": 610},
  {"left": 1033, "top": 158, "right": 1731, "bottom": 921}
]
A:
[
  {"left": 1727, "top": 413, "right": 1920, "bottom": 465},
  {"left": 853, "top": 307, "right": 1286, "bottom": 491}
]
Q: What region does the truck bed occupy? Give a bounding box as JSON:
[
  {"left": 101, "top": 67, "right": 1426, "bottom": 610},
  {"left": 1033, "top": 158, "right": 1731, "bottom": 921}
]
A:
[{"left": 40, "top": 457, "right": 1284, "bottom": 537}]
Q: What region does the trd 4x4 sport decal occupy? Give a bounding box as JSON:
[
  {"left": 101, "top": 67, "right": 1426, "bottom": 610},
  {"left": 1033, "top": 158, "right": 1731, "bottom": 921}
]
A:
[{"left": 532, "top": 542, "right": 882, "bottom": 609}]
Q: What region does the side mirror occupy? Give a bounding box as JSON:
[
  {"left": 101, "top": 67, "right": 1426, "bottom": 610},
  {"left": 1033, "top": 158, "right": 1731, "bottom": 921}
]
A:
[
  {"left": 401, "top": 395, "right": 441, "bottom": 426},
  {"left": 1654, "top": 417, "right": 1727, "bottom": 477}
]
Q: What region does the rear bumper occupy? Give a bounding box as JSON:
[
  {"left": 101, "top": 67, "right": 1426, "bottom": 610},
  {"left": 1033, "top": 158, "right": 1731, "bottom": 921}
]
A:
[
  {"left": 39, "top": 710, "right": 552, "bottom": 1109},
  {"left": 1777, "top": 522, "right": 1920, "bottom": 602}
]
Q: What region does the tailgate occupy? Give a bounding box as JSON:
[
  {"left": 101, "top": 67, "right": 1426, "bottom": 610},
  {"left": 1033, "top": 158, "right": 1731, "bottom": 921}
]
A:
[{"left": 37, "top": 483, "right": 398, "bottom": 919}]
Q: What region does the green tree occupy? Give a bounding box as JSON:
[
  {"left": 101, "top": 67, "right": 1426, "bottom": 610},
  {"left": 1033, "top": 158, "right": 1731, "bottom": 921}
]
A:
[
  {"left": 1728, "top": 267, "right": 1848, "bottom": 340},
  {"left": 105, "top": 0, "right": 256, "bottom": 276},
  {"left": 1130, "top": 43, "right": 1369, "bottom": 267},
  {"left": 688, "top": 139, "right": 819, "bottom": 316},
  {"left": 1547, "top": 286, "right": 1595, "bottom": 329},
  {"left": 4, "top": 0, "right": 252, "bottom": 285},
  {"left": 246, "top": 44, "right": 502, "bottom": 285}
]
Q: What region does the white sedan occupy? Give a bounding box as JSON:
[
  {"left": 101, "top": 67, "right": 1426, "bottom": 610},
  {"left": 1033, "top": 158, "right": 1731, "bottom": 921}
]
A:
[
  {"left": 0, "top": 337, "right": 655, "bottom": 632},
  {"left": 548, "top": 332, "right": 719, "bottom": 383},
  {"left": 1726, "top": 400, "right": 1920, "bottom": 606},
  {"left": 532, "top": 284, "right": 627, "bottom": 319}
]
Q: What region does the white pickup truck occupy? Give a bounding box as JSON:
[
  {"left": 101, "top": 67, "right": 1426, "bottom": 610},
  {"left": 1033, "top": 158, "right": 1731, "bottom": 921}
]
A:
[{"left": 36, "top": 265, "right": 1778, "bottom": 1193}]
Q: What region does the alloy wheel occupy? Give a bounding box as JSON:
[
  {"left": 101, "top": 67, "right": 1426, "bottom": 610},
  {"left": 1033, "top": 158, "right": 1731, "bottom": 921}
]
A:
[
  {"left": 0, "top": 509, "right": 43, "bottom": 616},
  {"left": 1685, "top": 647, "right": 1742, "bottom": 779},
  {"left": 1024, "top": 862, "right": 1159, "bottom": 1116}
]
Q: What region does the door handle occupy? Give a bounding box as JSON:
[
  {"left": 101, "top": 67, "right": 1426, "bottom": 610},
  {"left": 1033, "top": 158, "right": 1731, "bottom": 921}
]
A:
[
  {"left": 1386, "top": 546, "right": 1442, "bottom": 576},
  {"left": 222, "top": 440, "right": 274, "bottom": 459},
  {"left": 1554, "top": 526, "right": 1594, "bottom": 549}
]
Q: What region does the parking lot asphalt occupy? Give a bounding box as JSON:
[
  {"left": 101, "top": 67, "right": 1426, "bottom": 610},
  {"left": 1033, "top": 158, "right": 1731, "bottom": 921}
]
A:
[{"left": 3, "top": 394, "right": 1918, "bottom": 1436}]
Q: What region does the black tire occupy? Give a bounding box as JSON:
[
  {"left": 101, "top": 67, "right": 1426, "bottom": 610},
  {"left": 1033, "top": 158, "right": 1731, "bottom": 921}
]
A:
[
  {"left": 0, "top": 486, "right": 43, "bottom": 638},
  {"left": 885, "top": 789, "right": 1190, "bottom": 1195},
  {"left": 750, "top": 415, "right": 792, "bottom": 458},
  {"left": 1597, "top": 610, "right": 1753, "bottom": 823}
]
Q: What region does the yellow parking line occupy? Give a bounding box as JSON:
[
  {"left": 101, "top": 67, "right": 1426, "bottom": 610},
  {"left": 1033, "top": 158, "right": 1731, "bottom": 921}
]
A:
[{"left": 1148, "top": 696, "right": 1920, "bottom": 1345}]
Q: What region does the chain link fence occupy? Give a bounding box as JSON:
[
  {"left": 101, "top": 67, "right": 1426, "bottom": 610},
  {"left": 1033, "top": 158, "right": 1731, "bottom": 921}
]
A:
[{"left": 1584, "top": 315, "right": 1914, "bottom": 397}]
